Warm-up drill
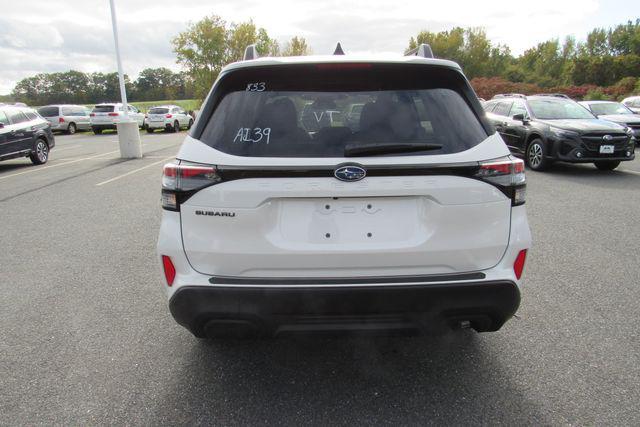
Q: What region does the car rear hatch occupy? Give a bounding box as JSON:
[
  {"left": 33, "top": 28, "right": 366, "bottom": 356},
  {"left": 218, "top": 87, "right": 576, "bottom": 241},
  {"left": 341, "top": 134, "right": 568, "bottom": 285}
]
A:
[
  {"left": 91, "top": 105, "right": 116, "bottom": 123},
  {"left": 148, "top": 107, "right": 169, "bottom": 125},
  {"left": 169, "top": 62, "right": 520, "bottom": 278},
  {"left": 37, "top": 106, "right": 60, "bottom": 125}
]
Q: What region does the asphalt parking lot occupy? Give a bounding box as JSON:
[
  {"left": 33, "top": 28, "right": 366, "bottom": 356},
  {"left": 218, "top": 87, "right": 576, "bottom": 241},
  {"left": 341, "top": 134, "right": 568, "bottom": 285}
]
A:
[{"left": 1, "top": 131, "right": 640, "bottom": 425}]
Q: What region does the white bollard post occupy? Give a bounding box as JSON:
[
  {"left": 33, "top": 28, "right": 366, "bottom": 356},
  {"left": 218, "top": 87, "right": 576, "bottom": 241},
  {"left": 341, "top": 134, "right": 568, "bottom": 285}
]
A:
[
  {"left": 116, "top": 121, "right": 143, "bottom": 158},
  {"left": 109, "top": 0, "right": 142, "bottom": 159}
]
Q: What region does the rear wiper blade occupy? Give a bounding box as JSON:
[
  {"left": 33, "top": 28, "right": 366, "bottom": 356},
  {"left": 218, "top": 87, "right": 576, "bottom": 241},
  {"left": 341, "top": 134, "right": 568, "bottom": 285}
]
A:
[{"left": 344, "top": 141, "right": 443, "bottom": 157}]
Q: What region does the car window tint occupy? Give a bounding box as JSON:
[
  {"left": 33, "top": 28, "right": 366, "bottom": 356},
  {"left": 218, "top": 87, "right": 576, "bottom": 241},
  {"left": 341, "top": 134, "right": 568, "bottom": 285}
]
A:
[
  {"left": 483, "top": 101, "right": 497, "bottom": 113},
  {"left": 38, "top": 106, "right": 59, "bottom": 117},
  {"left": 93, "top": 105, "right": 115, "bottom": 113},
  {"left": 149, "top": 108, "right": 169, "bottom": 114},
  {"left": 197, "top": 64, "right": 488, "bottom": 158},
  {"left": 24, "top": 111, "right": 38, "bottom": 120},
  {"left": 6, "top": 109, "right": 29, "bottom": 124},
  {"left": 62, "top": 107, "right": 73, "bottom": 115},
  {"left": 509, "top": 101, "right": 527, "bottom": 118},
  {"left": 493, "top": 101, "right": 513, "bottom": 116},
  {"left": 0, "top": 110, "right": 9, "bottom": 125}
]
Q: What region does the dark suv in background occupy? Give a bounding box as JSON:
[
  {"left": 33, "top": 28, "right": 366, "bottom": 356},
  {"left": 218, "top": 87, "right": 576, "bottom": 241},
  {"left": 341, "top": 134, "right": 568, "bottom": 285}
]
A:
[
  {"left": 0, "top": 105, "right": 55, "bottom": 165},
  {"left": 483, "top": 94, "right": 635, "bottom": 171}
]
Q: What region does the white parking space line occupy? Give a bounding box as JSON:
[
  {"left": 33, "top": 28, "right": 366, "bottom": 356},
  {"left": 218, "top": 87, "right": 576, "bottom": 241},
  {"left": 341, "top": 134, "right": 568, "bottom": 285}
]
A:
[
  {"left": 0, "top": 149, "right": 120, "bottom": 182},
  {"left": 96, "top": 156, "right": 174, "bottom": 186},
  {"left": 622, "top": 169, "right": 640, "bottom": 176}
]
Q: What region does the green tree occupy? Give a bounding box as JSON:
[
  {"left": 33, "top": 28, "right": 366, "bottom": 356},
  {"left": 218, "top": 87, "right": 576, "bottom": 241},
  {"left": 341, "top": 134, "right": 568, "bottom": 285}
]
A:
[
  {"left": 172, "top": 15, "right": 228, "bottom": 98},
  {"left": 172, "top": 16, "right": 283, "bottom": 98},
  {"left": 282, "top": 36, "right": 311, "bottom": 56}
]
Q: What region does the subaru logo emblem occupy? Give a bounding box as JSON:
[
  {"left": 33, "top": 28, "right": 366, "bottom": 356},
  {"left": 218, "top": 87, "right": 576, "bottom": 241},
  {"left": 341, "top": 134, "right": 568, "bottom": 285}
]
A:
[
  {"left": 334, "top": 165, "right": 366, "bottom": 182},
  {"left": 603, "top": 134, "right": 613, "bottom": 141}
]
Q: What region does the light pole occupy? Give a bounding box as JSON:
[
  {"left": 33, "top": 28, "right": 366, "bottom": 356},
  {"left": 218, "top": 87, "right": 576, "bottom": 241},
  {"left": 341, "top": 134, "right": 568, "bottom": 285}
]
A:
[{"left": 108, "top": 0, "right": 142, "bottom": 158}]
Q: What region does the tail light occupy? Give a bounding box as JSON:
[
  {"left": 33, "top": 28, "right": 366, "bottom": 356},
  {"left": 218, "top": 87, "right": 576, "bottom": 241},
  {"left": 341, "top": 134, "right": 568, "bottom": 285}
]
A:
[
  {"left": 166, "top": 114, "right": 173, "bottom": 118},
  {"left": 161, "top": 255, "right": 176, "bottom": 286},
  {"left": 475, "top": 156, "right": 526, "bottom": 206},
  {"left": 108, "top": 112, "right": 119, "bottom": 116},
  {"left": 513, "top": 249, "right": 527, "bottom": 279},
  {"left": 90, "top": 113, "right": 95, "bottom": 117},
  {"left": 58, "top": 117, "right": 65, "bottom": 123},
  {"left": 161, "top": 161, "right": 221, "bottom": 211}
]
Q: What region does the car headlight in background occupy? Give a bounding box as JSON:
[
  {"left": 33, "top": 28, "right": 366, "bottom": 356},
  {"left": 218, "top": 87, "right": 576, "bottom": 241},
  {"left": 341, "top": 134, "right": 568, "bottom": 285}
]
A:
[{"left": 549, "top": 128, "right": 580, "bottom": 139}]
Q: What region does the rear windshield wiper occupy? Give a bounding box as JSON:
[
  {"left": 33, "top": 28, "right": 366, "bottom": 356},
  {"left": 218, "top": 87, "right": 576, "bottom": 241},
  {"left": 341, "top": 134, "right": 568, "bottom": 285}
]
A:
[{"left": 344, "top": 141, "right": 443, "bottom": 157}]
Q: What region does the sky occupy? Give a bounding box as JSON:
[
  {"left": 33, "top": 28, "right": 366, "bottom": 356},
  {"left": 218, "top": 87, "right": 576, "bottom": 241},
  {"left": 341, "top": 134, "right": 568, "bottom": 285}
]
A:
[{"left": 0, "top": 0, "right": 638, "bottom": 94}]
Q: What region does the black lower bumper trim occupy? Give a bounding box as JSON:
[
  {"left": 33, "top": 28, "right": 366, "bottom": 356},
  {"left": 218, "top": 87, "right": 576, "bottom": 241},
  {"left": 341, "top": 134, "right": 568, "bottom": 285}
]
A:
[
  {"left": 169, "top": 281, "right": 520, "bottom": 338},
  {"left": 208, "top": 272, "right": 485, "bottom": 285}
]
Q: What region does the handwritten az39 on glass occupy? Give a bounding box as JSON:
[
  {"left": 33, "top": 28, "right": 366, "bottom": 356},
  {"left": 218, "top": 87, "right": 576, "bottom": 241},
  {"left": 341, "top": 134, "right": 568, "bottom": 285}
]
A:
[
  {"left": 245, "top": 82, "right": 266, "bottom": 91},
  {"left": 233, "top": 127, "right": 271, "bottom": 144}
]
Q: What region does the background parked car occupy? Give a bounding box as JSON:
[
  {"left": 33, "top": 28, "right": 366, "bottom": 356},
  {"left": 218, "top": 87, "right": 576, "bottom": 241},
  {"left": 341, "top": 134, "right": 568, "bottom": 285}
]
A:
[
  {"left": 145, "top": 105, "right": 193, "bottom": 133},
  {"left": 37, "top": 105, "right": 91, "bottom": 134},
  {"left": 0, "top": 105, "right": 55, "bottom": 165},
  {"left": 483, "top": 94, "right": 634, "bottom": 171},
  {"left": 621, "top": 96, "right": 640, "bottom": 114},
  {"left": 579, "top": 100, "right": 640, "bottom": 142},
  {"left": 89, "top": 103, "right": 145, "bottom": 134}
]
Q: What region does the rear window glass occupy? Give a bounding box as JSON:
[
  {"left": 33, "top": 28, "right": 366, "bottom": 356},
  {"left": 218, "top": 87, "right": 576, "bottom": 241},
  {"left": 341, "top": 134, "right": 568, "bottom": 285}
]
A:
[
  {"left": 24, "top": 111, "right": 38, "bottom": 120},
  {"left": 38, "top": 106, "right": 59, "bottom": 117},
  {"left": 0, "top": 110, "right": 9, "bottom": 125},
  {"left": 92, "top": 105, "right": 115, "bottom": 113},
  {"left": 149, "top": 108, "right": 169, "bottom": 114},
  {"left": 196, "top": 64, "right": 487, "bottom": 157}
]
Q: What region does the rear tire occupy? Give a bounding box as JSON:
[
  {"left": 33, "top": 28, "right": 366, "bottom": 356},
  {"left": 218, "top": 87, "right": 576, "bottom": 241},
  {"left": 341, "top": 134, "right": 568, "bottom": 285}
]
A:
[
  {"left": 93, "top": 128, "right": 102, "bottom": 135},
  {"left": 173, "top": 121, "right": 180, "bottom": 132},
  {"left": 526, "top": 138, "right": 550, "bottom": 171},
  {"left": 30, "top": 139, "right": 49, "bottom": 165},
  {"left": 67, "top": 123, "right": 76, "bottom": 134},
  {"left": 146, "top": 127, "right": 154, "bottom": 133},
  {"left": 187, "top": 119, "right": 194, "bottom": 130},
  {"left": 594, "top": 160, "right": 620, "bottom": 171}
]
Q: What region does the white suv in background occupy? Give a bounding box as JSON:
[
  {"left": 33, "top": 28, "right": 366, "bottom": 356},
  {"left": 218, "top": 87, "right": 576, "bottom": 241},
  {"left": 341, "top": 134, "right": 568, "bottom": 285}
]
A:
[
  {"left": 146, "top": 105, "right": 194, "bottom": 133},
  {"left": 157, "top": 45, "right": 532, "bottom": 339},
  {"left": 89, "top": 103, "right": 145, "bottom": 134}
]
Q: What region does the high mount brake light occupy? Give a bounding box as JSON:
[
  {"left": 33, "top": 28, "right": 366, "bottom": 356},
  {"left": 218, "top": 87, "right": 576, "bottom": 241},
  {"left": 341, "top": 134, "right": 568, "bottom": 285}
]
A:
[
  {"left": 161, "top": 162, "right": 221, "bottom": 211},
  {"left": 315, "top": 63, "right": 372, "bottom": 70},
  {"left": 475, "top": 157, "right": 526, "bottom": 206}
]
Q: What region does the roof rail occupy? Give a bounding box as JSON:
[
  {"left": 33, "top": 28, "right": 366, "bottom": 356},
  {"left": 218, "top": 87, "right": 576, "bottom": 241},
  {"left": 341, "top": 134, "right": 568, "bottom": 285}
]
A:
[
  {"left": 333, "top": 42, "right": 345, "bottom": 55},
  {"left": 405, "top": 43, "right": 434, "bottom": 59},
  {"left": 532, "top": 93, "right": 570, "bottom": 99},
  {"left": 492, "top": 93, "right": 526, "bottom": 99},
  {"left": 243, "top": 44, "right": 259, "bottom": 61}
]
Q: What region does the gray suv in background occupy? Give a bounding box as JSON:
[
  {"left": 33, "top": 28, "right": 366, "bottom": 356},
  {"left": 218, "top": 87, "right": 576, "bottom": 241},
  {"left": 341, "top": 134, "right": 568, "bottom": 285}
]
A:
[{"left": 37, "top": 105, "right": 91, "bottom": 134}]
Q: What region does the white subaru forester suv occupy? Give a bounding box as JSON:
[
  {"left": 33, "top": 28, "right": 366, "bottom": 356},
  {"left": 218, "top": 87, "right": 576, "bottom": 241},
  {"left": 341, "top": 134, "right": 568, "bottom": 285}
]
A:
[{"left": 157, "top": 44, "right": 532, "bottom": 339}]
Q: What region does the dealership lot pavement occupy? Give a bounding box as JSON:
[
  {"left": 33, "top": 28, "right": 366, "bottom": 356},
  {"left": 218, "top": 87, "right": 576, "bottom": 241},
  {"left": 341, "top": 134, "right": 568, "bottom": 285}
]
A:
[{"left": 1, "top": 131, "right": 639, "bottom": 425}]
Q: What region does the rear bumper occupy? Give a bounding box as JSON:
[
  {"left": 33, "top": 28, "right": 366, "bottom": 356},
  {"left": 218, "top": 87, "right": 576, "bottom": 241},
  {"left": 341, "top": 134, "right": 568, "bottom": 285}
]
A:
[
  {"left": 169, "top": 280, "right": 520, "bottom": 337},
  {"left": 91, "top": 124, "right": 117, "bottom": 130},
  {"left": 147, "top": 121, "right": 172, "bottom": 129}
]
